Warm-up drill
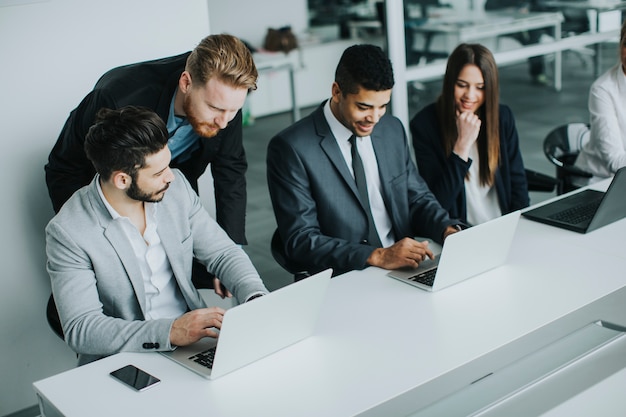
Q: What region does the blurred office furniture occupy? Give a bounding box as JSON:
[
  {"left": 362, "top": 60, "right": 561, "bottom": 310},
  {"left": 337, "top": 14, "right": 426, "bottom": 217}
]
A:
[
  {"left": 382, "top": 2, "right": 617, "bottom": 131},
  {"left": 252, "top": 54, "right": 300, "bottom": 122},
  {"left": 542, "top": 0, "right": 626, "bottom": 76},
  {"left": 543, "top": 122, "right": 593, "bottom": 194},
  {"left": 247, "top": 40, "right": 357, "bottom": 119}
]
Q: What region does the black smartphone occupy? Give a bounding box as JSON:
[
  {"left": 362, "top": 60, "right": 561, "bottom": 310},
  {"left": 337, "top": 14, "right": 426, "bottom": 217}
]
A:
[{"left": 110, "top": 364, "right": 161, "bottom": 392}]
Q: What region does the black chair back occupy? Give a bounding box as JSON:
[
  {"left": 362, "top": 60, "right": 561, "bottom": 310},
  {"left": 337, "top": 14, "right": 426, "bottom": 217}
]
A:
[
  {"left": 271, "top": 229, "right": 311, "bottom": 282},
  {"left": 543, "top": 123, "right": 593, "bottom": 195}
]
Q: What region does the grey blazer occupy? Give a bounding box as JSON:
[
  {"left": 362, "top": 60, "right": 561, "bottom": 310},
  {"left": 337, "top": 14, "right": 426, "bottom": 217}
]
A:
[
  {"left": 46, "top": 170, "right": 266, "bottom": 365},
  {"left": 267, "top": 102, "right": 456, "bottom": 276}
]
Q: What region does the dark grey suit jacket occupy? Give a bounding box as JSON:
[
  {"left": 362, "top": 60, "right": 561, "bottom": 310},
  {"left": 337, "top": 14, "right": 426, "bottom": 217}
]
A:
[{"left": 267, "top": 102, "right": 457, "bottom": 275}]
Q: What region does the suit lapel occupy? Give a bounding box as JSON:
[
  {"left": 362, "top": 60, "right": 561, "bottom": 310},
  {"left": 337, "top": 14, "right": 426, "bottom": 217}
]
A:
[
  {"left": 102, "top": 224, "right": 148, "bottom": 312},
  {"left": 85, "top": 179, "right": 147, "bottom": 314},
  {"left": 313, "top": 105, "right": 362, "bottom": 203},
  {"left": 370, "top": 127, "right": 394, "bottom": 202}
]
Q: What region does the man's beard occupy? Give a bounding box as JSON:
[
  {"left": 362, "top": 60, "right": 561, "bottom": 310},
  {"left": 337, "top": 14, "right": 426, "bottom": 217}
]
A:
[
  {"left": 183, "top": 95, "right": 220, "bottom": 138},
  {"left": 126, "top": 179, "right": 169, "bottom": 203}
]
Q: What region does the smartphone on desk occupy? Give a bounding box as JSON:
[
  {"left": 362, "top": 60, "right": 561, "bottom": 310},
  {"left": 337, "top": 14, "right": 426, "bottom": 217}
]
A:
[{"left": 110, "top": 364, "right": 161, "bottom": 392}]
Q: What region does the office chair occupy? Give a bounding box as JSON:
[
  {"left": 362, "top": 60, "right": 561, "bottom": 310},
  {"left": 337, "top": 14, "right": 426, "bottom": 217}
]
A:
[
  {"left": 46, "top": 294, "right": 64, "bottom": 340},
  {"left": 525, "top": 168, "right": 557, "bottom": 193},
  {"left": 543, "top": 123, "right": 593, "bottom": 195},
  {"left": 271, "top": 229, "right": 311, "bottom": 282}
]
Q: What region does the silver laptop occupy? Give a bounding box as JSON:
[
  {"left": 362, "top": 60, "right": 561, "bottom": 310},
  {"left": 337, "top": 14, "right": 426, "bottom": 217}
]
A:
[
  {"left": 160, "top": 268, "right": 332, "bottom": 379},
  {"left": 387, "top": 211, "right": 520, "bottom": 291}
]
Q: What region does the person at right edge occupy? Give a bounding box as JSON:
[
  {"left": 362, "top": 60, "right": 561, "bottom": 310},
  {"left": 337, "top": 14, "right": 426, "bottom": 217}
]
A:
[{"left": 574, "top": 20, "right": 626, "bottom": 184}]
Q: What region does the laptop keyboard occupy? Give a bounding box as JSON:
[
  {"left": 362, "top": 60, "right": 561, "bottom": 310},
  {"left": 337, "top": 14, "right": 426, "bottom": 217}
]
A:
[
  {"left": 548, "top": 197, "right": 602, "bottom": 225},
  {"left": 189, "top": 347, "right": 216, "bottom": 369},
  {"left": 409, "top": 268, "right": 437, "bottom": 287}
]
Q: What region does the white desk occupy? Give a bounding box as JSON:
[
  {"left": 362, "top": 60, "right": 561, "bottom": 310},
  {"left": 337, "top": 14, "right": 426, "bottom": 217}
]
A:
[
  {"left": 252, "top": 52, "right": 300, "bottom": 122},
  {"left": 33, "top": 180, "right": 626, "bottom": 417},
  {"left": 347, "top": 19, "right": 383, "bottom": 40},
  {"left": 408, "top": 11, "right": 563, "bottom": 46}
]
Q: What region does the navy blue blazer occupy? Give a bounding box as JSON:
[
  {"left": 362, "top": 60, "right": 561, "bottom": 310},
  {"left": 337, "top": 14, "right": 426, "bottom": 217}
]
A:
[
  {"left": 410, "top": 103, "right": 529, "bottom": 224},
  {"left": 267, "top": 102, "right": 457, "bottom": 275},
  {"left": 45, "top": 53, "right": 248, "bottom": 244}
]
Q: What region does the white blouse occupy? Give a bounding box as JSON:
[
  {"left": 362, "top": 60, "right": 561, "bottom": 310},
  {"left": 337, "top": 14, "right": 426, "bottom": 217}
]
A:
[
  {"left": 575, "top": 63, "right": 626, "bottom": 179},
  {"left": 465, "top": 143, "right": 502, "bottom": 226}
]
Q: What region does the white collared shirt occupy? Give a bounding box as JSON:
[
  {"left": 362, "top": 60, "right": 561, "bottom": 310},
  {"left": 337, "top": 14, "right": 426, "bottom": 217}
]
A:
[
  {"left": 96, "top": 177, "right": 188, "bottom": 320},
  {"left": 465, "top": 143, "right": 502, "bottom": 226},
  {"left": 574, "top": 63, "right": 626, "bottom": 179},
  {"left": 323, "top": 101, "right": 395, "bottom": 247}
]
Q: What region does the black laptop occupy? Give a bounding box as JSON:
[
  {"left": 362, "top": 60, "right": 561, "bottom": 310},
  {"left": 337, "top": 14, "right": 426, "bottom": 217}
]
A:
[{"left": 522, "top": 166, "right": 626, "bottom": 233}]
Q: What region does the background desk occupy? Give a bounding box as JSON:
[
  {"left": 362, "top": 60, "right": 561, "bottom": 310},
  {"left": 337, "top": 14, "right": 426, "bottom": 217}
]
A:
[
  {"left": 405, "top": 11, "right": 564, "bottom": 88},
  {"left": 407, "top": 11, "right": 563, "bottom": 50},
  {"left": 543, "top": 0, "right": 626, "bottom": 77},
  {"left": 34, "top": 180, "right": 626, "bottom": 417},
  {"left": 253, "top": 53, "right": 300, "bottom": 123}
]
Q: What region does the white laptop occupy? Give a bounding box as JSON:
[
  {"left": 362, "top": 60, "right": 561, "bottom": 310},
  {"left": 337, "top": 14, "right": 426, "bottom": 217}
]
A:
[
  {"left": 387, "top": 211, "right": 520, "bottom": 291},
  {"left": 160, "top": 268, "right": 332, "bottom": 379}
]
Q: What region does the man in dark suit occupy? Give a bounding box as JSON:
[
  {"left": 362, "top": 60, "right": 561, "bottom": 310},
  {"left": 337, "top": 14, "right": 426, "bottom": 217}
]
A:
[
  {"left": 45, "top": 34, "right": 257, "bottom": 293},
  {"left": 267, "top": 44, "right": 462, "bottom": 277}
]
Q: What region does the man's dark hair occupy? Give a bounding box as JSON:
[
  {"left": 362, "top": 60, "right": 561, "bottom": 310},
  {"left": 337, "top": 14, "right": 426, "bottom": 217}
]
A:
[
  {"left": 84, "top": 106, "right": 169, "bottom": 181},
  {"left": 334, "top": 44, "right": 394, "bottom": 95}
]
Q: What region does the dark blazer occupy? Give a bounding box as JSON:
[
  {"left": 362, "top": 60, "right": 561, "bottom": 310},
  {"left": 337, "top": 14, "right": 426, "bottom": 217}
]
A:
[
  {"left": 267, "top": 102, "right": 457, "bottom": 276},
  {"left": 410, "top": 103, "right": 529, "bottom": 224},
  {"left": 44, "top": 53, "right": 248, "bottom": 244}
]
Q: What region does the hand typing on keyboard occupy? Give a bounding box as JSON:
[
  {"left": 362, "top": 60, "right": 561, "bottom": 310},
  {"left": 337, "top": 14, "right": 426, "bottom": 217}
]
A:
[
  {"left": 367, "top": 238, "right": 435, "bottom": 270},
  {"left": 170, "top": 306, "right": 226, "bottom": 347}
]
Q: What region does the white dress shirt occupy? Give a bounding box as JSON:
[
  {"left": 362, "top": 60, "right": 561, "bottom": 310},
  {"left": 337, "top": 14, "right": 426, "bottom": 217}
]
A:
[
  {"left": 465, "top": 143, "right": 501, "bottom": 226},
  {"left": 96, "top": 177, "right": 188, "bottom": 320},
  {"left": 323, "top": 101, "right": 395, "bottom": 247}
]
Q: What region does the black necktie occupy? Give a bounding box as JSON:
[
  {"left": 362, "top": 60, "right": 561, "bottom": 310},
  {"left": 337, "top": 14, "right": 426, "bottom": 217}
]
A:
[{"left": 349, "top": 135, "right": 382, "bottom": 247}]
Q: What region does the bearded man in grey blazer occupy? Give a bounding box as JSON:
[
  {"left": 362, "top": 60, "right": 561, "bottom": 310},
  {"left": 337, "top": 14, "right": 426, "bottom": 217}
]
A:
[
  {"left": 46, "top": 106, "right": 267, "bottom": 365},
  {"left": 267, "top": 44, "right": 463, "bottom": 277}
]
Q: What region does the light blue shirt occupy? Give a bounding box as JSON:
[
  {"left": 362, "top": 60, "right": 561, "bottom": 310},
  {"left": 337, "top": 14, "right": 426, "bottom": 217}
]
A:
[{"left": 166, "top": 92, "right": 200, "bottom": 162}]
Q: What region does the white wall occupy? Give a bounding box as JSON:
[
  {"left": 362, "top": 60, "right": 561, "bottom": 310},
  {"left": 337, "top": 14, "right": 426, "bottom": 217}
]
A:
[{"left": 0, "top": 0, "right": 209, "bottom": 414}]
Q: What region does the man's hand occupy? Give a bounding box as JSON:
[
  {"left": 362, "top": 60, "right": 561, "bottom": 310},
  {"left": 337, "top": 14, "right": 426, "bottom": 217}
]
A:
[
  {"left": 213, "top": 277, "right": 232, "bottom": 299},
  {"left": 170, "top": 307, "right": 226, "bottom": 347},
  {"left": 367, "top": 238, "right": 434, "bottom": 270}
]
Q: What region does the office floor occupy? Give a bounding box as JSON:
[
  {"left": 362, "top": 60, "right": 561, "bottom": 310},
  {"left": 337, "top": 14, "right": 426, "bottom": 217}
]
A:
[{"left": 241, "top": 43, "right": 618, "bottom": 292}]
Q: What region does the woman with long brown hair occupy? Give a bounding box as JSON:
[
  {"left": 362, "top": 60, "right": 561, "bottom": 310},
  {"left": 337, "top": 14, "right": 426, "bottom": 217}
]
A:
[{"left": 410, "top": 43, "right": 529, "bottom": 226}]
